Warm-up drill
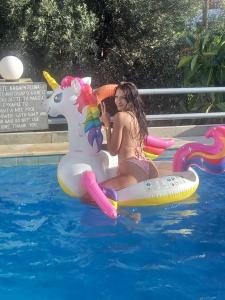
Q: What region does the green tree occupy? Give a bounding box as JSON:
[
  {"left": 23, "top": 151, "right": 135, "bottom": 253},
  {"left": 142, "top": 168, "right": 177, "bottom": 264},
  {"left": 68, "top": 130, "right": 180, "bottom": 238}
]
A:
[
  {"left": 85, "top": 0, "right": 201, "bottom": 113},
  {"left": 0, "top": 0, "right": 98, "bottom": 81},
  {"left": 85, "top": 0, "right": 200, "bottom": 84},
  {"left": 178, "top": 30, "right": 225, "bottom": 112},
  {"left": 0, "top": 0, "right": 201, "bottom": 114}
]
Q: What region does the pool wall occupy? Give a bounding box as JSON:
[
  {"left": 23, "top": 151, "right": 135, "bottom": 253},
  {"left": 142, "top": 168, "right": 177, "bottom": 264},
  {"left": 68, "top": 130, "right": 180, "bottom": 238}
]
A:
[{"left": 0, "top": 124, "right": 220, "bottom": 167}]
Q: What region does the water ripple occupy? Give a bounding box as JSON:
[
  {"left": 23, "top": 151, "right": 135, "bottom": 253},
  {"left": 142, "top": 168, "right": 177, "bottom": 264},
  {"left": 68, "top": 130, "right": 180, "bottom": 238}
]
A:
[
  {"left": 0, "top": 240, "right": 37, "bottom": 250},
  {"left": 12, "top": 216, "right": 48, "bottom": 231},
  {"left": 0, "top": 231, "right": 15, "bottom": 238}
]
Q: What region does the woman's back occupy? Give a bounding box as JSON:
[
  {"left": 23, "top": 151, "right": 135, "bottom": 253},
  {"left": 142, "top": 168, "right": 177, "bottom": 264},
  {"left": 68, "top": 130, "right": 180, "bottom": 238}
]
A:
[
  {"left": 113, "top": 111, "right": 143, "bottom": 162},
  {"left": 100, "top": 81, "right": 159, "bottom": 191}
]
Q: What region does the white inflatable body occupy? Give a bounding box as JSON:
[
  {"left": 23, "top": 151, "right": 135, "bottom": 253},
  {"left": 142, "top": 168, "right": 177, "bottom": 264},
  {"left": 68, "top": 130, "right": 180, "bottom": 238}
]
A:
[
  {"left": 43, "top": 73, "right": 199, "bottom": 208},
  {"left": 57, "top": 150, "right": 118, "bottom": 197},
  {"left": 117, "top": 161, "right": 199, "bottom": 206},
  {"left": 57, "top": 155, "right": 199, "bottom": 206}
]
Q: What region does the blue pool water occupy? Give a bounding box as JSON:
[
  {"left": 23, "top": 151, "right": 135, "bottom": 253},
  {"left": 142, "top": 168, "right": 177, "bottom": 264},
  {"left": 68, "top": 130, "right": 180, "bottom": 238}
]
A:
[{"left": 0, "top": 164, "right": 225, "bottom": 300}]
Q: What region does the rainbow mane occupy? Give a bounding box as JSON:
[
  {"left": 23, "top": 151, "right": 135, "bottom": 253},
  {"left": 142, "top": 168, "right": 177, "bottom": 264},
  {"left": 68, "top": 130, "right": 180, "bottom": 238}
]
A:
[
  {"left": 173, "top": 126, "right": 225, "bottom": 174},
  {"left": 61, "top": 76, "right": 103, "bottom": 152},
  {"left": 85, "top": 105, "right": 103, "bottom": 152}
]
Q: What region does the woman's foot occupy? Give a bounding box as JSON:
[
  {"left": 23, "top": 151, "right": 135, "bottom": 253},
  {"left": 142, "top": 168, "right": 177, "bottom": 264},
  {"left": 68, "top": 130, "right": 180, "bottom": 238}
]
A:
[
  {"left": 119, "top": 209, "right": 141, "bottom": 223},
  {"left": 129, "top": 212, "right": 141, "bottom": 223}
]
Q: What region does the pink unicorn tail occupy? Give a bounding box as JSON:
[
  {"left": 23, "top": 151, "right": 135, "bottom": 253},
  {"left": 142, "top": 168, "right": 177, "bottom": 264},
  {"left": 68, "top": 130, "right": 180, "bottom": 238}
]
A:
[{"left": 173, "top": 125, "right": 225, "bottom": 174}]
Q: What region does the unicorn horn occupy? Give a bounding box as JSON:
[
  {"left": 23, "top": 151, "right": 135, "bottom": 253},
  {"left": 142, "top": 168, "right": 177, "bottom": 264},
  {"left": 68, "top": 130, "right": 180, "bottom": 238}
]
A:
[
  {"left": 43, "top": 71, "right": 59, "bottom": 90},
  {"left": 94, "top": 84, "right": 118, "bottom": 103}
]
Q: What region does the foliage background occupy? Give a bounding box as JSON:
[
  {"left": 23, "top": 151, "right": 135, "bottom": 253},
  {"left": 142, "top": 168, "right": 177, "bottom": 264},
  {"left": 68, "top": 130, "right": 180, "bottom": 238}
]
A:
[{"left": 1, "top": 0, "right": 224, "bottom": 114}]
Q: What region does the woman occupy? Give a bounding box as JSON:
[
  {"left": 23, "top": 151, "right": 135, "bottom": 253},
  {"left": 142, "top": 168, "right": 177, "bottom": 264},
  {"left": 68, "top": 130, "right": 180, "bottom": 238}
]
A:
[{"left": 100, "top": 81, "right": 159, "bottom": 191}]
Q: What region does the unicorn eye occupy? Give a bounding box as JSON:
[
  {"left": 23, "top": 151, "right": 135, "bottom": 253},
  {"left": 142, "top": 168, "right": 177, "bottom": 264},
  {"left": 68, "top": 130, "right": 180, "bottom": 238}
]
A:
[{"left": 54, "top": 93, "right": 62, "bottom": 103}]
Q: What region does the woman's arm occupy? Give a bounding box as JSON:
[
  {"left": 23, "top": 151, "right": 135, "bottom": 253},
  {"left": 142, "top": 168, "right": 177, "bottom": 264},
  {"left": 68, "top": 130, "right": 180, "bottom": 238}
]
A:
[
  {"left": 108, "top": 113, "right": 124, "bottom": 155},
  {"left": 101, "top": 103, "right": 124, "bottom": 156}
]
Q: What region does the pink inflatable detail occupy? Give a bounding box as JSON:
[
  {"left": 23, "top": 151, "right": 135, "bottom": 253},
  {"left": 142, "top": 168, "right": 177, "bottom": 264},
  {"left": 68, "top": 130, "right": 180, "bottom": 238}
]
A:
[
  {"left": 143, "top": 134, "right": 174, "bottom": 159},
  {"left": 81, "top": 171, "right": 117, "bottom": 219},
  {"left": 173, "top": 126, "right": 225, "bottom": 173},
  {"left": 144, "top": 134, "right": 174, "bottom": 149},
  {"left": 143, "top": 145, "right": 164, "bottom": 155},
  {"left": 60, "top": 76, "right": 97, "bottom": 113}
]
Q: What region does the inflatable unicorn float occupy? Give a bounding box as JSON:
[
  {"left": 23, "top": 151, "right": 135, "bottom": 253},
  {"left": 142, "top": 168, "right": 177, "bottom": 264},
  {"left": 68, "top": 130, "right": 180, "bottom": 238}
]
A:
[{"left": 43, "top": 72, "right": 225, "bottom": 219}]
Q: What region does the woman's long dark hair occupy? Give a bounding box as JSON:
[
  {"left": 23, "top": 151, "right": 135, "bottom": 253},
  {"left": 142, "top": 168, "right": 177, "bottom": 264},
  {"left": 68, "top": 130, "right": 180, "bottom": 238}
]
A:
[{"left": 115, "top": 82, "right": 148, "bottom": 143}]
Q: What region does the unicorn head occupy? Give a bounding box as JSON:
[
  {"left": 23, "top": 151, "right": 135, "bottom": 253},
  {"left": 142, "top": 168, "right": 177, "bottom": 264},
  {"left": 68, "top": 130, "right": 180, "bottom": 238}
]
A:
[{"left": 43, "top": 72, "right": 116, "bottom": 154}]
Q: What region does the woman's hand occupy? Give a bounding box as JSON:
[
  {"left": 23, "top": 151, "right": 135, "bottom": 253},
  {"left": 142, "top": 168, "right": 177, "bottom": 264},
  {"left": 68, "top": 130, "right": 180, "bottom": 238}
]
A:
[{"left": 100, "top": 102, "right": 110, "bottom": 127}]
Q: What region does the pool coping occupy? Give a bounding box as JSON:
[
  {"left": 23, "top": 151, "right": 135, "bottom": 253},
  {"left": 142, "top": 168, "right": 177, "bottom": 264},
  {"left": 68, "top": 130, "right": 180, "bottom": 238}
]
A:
[
  {"left": 0, "top": 125, "right": 214, "bottom": 167},
  {"left": 0, "top": 143, "right": 67, "bottom": 167},
  {"left": 0, "top": 136, "right": 210, "bottom": 167}
]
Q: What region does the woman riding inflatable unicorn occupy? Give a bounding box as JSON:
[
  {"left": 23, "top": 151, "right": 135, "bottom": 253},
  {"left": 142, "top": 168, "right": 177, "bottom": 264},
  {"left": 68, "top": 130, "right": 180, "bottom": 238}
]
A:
[{"left": 43, "top": 72, "right": 225, "bottom": 219}]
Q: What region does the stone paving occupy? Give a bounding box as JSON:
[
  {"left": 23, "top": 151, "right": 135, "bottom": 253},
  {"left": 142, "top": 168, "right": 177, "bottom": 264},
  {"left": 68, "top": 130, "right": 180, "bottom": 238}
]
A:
[{"left": 0, "top": 126, "right": 213, "bottom": 159}]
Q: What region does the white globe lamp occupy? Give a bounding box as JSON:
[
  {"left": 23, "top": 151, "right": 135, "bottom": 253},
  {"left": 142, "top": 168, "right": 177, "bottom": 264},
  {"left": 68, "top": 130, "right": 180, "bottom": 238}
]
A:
[{"left": 0, "top": 56, "right": 24, "bottom": 80}]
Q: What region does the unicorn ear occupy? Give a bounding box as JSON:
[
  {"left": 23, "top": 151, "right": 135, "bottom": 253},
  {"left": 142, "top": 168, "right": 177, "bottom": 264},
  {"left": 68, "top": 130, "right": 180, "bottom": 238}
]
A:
[
  {"left": 82, "top": 77, "right": 91, "bottom": 85},
  {"left": 71, "top": 78, "right": 81, "bottom": 95}
]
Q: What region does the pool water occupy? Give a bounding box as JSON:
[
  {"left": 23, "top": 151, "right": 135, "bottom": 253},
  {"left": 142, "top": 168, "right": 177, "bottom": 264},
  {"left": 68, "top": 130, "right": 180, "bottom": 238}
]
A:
[{"left": 0, "top": 165, "right": 225, "bottom": 300}]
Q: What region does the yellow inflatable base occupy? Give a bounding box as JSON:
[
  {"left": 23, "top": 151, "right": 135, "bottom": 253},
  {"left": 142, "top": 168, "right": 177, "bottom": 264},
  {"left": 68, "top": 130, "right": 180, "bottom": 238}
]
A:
[
  {"left": 58, "top": 176, "right": 78, "bottom": 198},
  {"left": 117, "top": 184, "right": 199, "bottom": 207},
  {"left": 58, "top": 176, "right": 199, "bottom": 208}
]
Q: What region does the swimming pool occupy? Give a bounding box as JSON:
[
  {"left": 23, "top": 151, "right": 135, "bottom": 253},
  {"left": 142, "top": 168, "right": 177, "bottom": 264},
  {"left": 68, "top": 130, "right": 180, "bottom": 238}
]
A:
[{"left": 0, "top": 164, "right": 225, "bottom": 299}]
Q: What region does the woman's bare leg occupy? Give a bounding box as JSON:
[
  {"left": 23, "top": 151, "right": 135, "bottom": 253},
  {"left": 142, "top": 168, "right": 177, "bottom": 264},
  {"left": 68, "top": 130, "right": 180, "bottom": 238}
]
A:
[
  {"left": 100, "top": 161, "right": 151, "bottom": 223},
  {"left": 148, "top": 160, "right": 159, "bottom": 179},
  {"left": 100, "top": 174, "right": 138, "bottom": 190}
]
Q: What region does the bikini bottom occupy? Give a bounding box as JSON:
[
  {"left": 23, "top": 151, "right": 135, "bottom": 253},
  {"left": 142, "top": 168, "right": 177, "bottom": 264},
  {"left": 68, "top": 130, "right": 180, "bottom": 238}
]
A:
[{"left": 120, "top": 157, "right": 150, "bottom": 177}]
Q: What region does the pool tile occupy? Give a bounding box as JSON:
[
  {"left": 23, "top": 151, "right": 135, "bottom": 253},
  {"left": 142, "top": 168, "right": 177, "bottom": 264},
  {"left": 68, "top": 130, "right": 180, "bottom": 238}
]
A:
[
  {"left": 38, "top": 155, "right": 60, "bottom": 165},
  {"left": 17, "top": 156, "right": 39, "bottom": 165},
  {"left": 0, "top": 157, "right": 18, "bottom": 167},
  {"left": 0, "top": 154, "right": 65, "bottom": 167}
]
